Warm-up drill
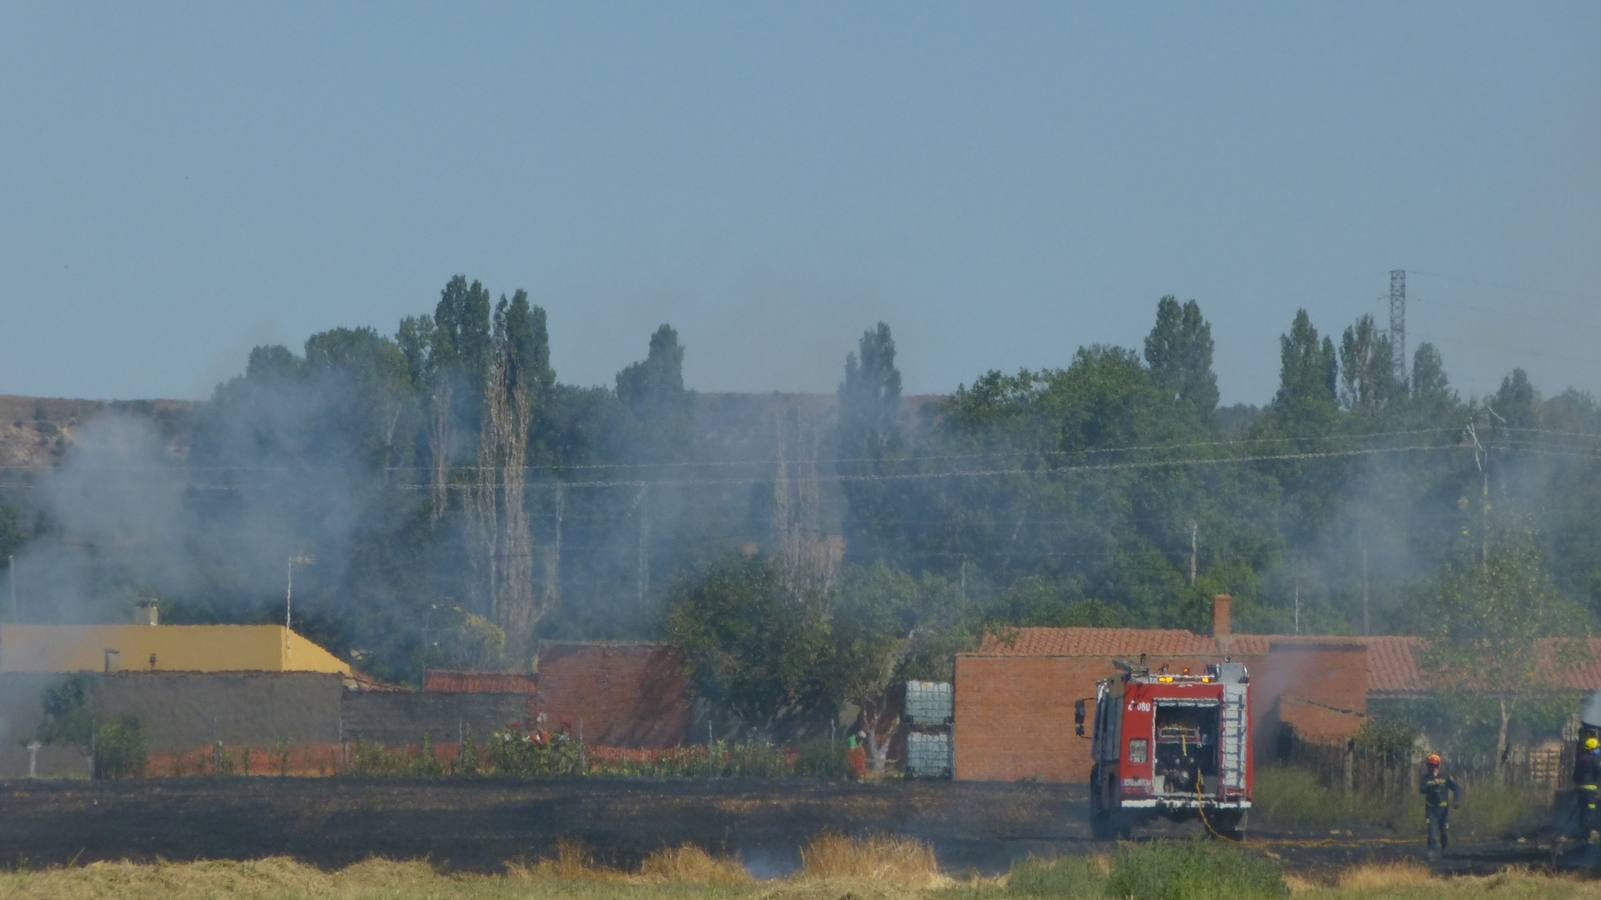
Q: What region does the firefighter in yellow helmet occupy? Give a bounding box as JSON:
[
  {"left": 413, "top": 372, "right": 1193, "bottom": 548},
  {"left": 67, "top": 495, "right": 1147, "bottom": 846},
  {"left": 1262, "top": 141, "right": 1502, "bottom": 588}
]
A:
[
  {"left": 1420, "top": 753, "right": 1460, "bottom": 859},
  {"left": 1576, "top": 735, "right": 1601, "bottom": 841}
]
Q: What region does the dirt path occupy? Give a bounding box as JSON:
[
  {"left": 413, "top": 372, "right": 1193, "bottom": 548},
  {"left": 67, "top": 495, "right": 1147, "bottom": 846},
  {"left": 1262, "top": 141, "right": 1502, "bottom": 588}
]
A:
[{"left": 0, "top": 778, "right": 1561, "bottom": 877}]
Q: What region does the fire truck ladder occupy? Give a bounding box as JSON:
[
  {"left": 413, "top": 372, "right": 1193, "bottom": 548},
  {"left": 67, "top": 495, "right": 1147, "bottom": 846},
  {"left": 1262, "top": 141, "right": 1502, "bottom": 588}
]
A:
[{"left": 1219, "top": 683, "right": 1247, "bottom": 794}]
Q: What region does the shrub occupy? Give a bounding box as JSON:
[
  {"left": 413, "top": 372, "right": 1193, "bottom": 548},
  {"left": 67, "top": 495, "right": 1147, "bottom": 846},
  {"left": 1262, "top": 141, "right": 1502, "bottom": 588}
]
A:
[
  {"left": 799, "top": 832, "right": 940, "bottom": 885},
  {"left": 93, "top": 716, "right": 148, "bottom": 780},
  {"left": 723, "top": 740, "right": 790, "bottom": 778},
  {"left": 210, "top": 741, "right": 237, "bottom": 776},
  {"left": 408, "top": 734, "right": 444, "bottom": 778},
  {"left": 1105, "top": 840, "right": 1288, "bottom": 900},
  {"left": 794, "top": 738, "right": 851, "bottom": 779},
  {"left": 488, "top": 724, "right": 584, "bottom": 777},
  {"left": 638, "top": 845, "right": 751, "bottom": 885},
  {"left": 1007, "top": 855, "right": 1106, "bottom": 897},
  {"left": 1252, "top": 766, "right": 1408, "bottom": 829}
]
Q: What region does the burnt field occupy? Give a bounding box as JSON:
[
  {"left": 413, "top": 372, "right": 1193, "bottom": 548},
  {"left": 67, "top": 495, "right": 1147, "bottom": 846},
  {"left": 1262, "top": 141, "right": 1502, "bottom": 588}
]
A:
[{"left": 0, "top": 778, "right": 1571, "bottom": 878}]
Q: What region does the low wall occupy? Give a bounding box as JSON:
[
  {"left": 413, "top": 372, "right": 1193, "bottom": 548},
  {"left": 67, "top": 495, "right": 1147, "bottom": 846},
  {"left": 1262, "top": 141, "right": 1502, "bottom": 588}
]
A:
[
  {"left": 89, "top": 672, "right": 344, "bottom": 753},
  {"left": 339, "top": 691, "right": 529, "bottom": 745}
]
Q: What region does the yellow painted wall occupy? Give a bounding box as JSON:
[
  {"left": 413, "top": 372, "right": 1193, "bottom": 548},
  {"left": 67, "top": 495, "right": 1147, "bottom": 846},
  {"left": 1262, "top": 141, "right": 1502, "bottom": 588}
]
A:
[{"left": 0, "top": 625, "right": 351, "bottom": 675}]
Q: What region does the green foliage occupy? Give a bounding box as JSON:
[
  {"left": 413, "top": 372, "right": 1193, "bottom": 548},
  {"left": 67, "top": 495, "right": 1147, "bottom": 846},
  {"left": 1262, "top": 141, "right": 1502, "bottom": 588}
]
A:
[
  {"left": 1105, "top": 840, "right": 1288, "bottom": 900},
  {"left": 1338, "top": 314, "right": 1401, "bottom": 417},
  {"left": 1252, "top": 766, "right": 1408, "bottom": 829},
  {"left": 1419, "top": 522, "right": 1590, "bottom": 769},
  {"left": 666, "top": 555, "right": 979, "bottom": 740},
  {"left": 92, "top": 716, "right": 148, "bottom": 780},
  {"left": 1353, "top": 717, "right": 1418, "bottom": 756},
  {"left": 1271, "top": 309, "right": 1338, "bottom": 431},
  {"left": 26, "top": 276, "right": 1601, "bottom": 711},
  {"left": 487, "top": 725, "right": 585, "bottom": 777},
  {"left": 664, "top": 554, "right": 834, "bottom": 735},
  {"left": 1367, "top": 694, "right": 1576, "bottom": 761},
  {"left": 839, "top": 322, "right": 904, "bottom": 566},
  {"left": 211, "top": 740, "right": 237, "bottom": 776},
  {"left": 615, "top": 324, "right": 693, "bottom": 462},
  {"left": 37, "top": 682, "right": 152, "bottom": 780},
  {"left": 36, "top": 675, "right": 94, "bottom": 748},
  {"left": 1005, "top": 855, "right": 1107, "bottom": 897},
  {"left": 793, "top": 738, "right": 851, "bottom": 779},
  {"left": 1145, "top": 296, "right": 1219, "bottom": 418}
]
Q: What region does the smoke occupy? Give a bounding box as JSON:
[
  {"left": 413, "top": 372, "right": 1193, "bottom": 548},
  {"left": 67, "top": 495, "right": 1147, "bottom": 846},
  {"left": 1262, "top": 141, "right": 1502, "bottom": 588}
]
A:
[
  {"left": 1583, "top": 691, "right": 1601, "bottom": 729},
  {"left": 10, "top": 363, "right": 412, "bottom": 632}
]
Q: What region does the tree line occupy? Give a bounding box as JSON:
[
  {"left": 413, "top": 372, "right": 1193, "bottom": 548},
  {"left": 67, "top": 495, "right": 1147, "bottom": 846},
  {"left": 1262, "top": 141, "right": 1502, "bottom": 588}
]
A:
[{"left": 3, "top": 278, "right": 1598, "bottom": 750}]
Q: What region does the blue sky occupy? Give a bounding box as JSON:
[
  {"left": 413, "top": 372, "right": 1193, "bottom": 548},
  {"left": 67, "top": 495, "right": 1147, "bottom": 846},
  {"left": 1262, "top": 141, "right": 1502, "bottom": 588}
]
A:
[{"left": 2, "top": 2, "right": 1598, "bottom": 405}]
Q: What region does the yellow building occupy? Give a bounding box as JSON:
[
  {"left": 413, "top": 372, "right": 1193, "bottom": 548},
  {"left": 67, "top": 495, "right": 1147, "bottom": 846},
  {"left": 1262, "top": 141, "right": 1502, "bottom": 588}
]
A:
[{"left": 0, "top": 624, "right": 351, "bottom": 675}]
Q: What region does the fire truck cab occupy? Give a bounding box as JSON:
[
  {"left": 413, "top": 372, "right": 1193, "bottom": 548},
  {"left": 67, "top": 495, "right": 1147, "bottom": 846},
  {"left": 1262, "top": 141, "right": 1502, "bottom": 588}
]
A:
[{"left": 1076, "top": 658, "right": 1252, "bottom": 840}]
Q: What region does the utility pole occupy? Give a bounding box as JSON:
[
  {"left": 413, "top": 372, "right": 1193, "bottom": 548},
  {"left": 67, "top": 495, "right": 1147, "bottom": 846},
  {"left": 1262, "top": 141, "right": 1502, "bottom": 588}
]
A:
[
  {"left": 1466, "top": 416, "right": 1491, "bottom": 572},
  {"left": 1360, "top": 541, "right": 1370, "bottom": 636},
  {"left": 1293, "top": 562, "right": 1301, "bottom": 636},
  {"left": 1389, "top": 269, "right": 1407, "bottom": 384},
  {"left": 1188, "top": 521, "right": 1198, "bottom": 586},
  {"left": 286, "top": 553, "right": 314, "bottom": 662},
  {"left": 635, "top": 485, "right": 650, "bottom": 615},
  {"left": 8, "top": 554, "right": 15, "bottom": 621}
]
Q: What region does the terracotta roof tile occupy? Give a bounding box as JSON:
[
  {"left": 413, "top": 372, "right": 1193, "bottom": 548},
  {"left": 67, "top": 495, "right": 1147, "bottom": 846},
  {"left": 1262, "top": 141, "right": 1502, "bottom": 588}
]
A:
[
  {"left": 974, "top": 627, "right": 1274, "bottom": 658},
  {"left": 969, "top": 627, "right": 1601, "bottom": 696}
]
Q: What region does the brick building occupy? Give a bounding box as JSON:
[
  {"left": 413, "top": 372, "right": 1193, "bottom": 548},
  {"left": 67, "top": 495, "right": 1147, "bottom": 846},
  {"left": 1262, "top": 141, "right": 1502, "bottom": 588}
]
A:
[
  {"left": 953, "top": 596, "right": 1370, "bottom": 782},
  {"left": 529, "top": 642, "right": 694, "bottom": 747},
  {"left": 420, "top": 642, "right": 695, "bottom": 749}
]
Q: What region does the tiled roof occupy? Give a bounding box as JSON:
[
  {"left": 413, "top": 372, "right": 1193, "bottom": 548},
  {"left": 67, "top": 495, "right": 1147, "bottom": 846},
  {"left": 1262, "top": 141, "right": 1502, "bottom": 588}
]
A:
[
  {"left": 1364, "top": 635, "right": 1601, "bottom": 696},
  {"left": 975, "top": 627, "right": 1275, "bottom": 657},
  {"left": 970, "top": 627, "right": 1601, "bottom": 696}
]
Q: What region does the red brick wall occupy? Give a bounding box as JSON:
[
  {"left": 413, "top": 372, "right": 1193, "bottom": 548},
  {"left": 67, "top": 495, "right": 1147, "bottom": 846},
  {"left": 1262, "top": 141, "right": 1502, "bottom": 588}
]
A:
[
  {"left": 531, "top": 643, "right": 693, "bottom": 748},
  {"left": 1251, "top": 643, "right": 1368, "bottom": 747},
  {"left": 953, "top": 654, "right": 1216, "bottom": 782},
  {"left": 954, "top": 645, "right": 1370, "bottom": 782}
]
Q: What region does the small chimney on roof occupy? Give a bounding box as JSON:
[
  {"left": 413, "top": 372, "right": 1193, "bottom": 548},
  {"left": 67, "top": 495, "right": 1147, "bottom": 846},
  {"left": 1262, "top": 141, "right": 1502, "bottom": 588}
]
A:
[
  {"left": 1212, "top": 594, "right": 1232, "bottom": 639},
  {"left": 135, "top": 598, "right": 159, "bottom": 627}
]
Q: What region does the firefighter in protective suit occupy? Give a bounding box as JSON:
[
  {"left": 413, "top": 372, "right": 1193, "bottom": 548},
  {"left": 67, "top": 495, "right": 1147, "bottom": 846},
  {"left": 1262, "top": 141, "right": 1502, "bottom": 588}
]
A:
[
  {"left": 1575, "top": 736, "right": 1601, "bottom": 840},
  {"left": 1420, "top": 753, "right": 1460, "bottom": 857}
]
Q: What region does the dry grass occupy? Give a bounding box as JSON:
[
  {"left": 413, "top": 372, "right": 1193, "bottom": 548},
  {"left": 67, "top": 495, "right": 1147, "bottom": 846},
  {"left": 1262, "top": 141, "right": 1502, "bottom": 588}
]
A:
[
  {"left": 1335, "top": 861, "right": 1434, "bottom": 891},
  {"left": 12, "top": 848, "right": 1601, "bottom": 900},
  {"left": 639, "top": 844, "right": 752, "bottom": 885},
  {"left": 797, "top": 833, "right": 943, "bottom": 887},
  {"left": 507, "top": 836, "right": 625, "bottom": 882}
]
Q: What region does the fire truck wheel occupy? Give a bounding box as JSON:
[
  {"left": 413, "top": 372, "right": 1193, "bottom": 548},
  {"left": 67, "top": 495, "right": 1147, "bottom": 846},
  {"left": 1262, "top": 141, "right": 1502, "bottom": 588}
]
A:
[{"left": 1210, "top": 811, "right": 1247, "bottom": 841}]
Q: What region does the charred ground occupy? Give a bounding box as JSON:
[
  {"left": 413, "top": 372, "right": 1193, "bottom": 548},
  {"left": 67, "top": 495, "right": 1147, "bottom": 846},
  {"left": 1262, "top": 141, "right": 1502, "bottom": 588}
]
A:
[{"left": 0, "top": 778, "right": 1569, "bottom": 879}]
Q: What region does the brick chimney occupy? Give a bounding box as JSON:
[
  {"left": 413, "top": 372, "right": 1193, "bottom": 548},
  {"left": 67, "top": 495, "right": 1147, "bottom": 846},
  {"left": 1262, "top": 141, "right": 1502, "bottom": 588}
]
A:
[{"left": 1212, "top": 594, "right": 1232, "bottom": 639}]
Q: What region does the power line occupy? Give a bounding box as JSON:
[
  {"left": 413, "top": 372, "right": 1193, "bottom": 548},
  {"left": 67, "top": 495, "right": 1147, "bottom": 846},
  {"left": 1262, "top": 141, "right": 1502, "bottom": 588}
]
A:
[
  {"left": 0, "top": 441, "right": 1466, "bottom": 493},
  {"left": 0, "top": 427, "right": 1459, "bottom": 475},
  {"left": 1409, "top": 269, "right": 1596, "bottom": 302}
]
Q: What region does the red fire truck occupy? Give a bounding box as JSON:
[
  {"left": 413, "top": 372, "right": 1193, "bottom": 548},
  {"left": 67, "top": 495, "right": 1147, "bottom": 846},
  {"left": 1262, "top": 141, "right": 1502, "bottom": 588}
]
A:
[{"left": 1075, "top": 658, "right": 1252, "bottom": 839}]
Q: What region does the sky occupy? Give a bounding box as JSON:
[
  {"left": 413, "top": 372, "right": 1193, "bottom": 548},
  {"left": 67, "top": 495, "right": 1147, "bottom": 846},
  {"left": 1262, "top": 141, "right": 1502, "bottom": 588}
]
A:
[{"left": 2, "top": 2, "right": 1599, "bottom": 406}]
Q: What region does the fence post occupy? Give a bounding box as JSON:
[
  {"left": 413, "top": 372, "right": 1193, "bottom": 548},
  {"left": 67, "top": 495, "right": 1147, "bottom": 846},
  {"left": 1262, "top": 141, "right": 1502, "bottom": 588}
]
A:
[{"left": 1343, "top": 741, "right": 1355, "bottom": 793}]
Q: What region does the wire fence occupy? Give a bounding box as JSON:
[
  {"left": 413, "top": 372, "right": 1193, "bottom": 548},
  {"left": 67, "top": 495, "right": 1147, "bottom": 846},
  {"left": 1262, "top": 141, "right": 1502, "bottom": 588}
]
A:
[{"left": 1278, "top": 733, "right": 1571, "bottom": 798}]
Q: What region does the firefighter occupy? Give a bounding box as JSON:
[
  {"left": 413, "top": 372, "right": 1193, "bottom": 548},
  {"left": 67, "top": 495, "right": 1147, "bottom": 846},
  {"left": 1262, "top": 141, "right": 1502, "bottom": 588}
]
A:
[
  {"left": 1419, "top": 752, "right": 1461, "bottom": 858},
  {"left": 1575, "top": 735, "right": 1601, "bottom": 840},
  {"left": 847, "top": 730, "right": 868, "bottom": 781}
]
